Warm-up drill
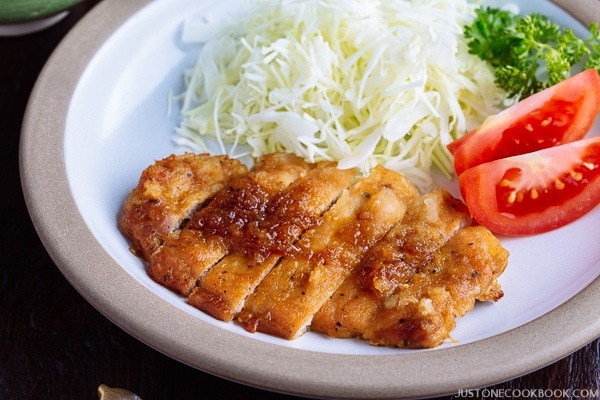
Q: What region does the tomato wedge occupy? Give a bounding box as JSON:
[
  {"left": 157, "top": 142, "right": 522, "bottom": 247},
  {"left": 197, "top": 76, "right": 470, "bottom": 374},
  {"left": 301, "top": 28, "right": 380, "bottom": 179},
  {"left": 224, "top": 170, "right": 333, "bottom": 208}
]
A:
[
  {"left": 448, "top": 69, "right": 600, "bottom": 176},
  {"left": 458, "top": 136, "right": 600, "bottom": 236}
]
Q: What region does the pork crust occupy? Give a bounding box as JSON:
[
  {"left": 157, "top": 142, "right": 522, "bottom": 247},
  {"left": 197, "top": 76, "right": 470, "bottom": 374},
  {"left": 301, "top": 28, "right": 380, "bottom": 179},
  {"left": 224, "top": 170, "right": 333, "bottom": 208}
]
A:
[
  {"left": 237, "top": 166, "right": 419, "bottom": 339},
  {"left": 311, "top": 189, "right": 472, "bottom": 338},
  {"left": 119, "top": 153, "right": 248, "bottom": 260},
  {"left": 188, "top": 162, "right": 356, "bottom": 321},
  {"left": 364, "top": 226, "right": 509, "bottom": 348},
  {"left": 120, "top": 152, "right": 510, "bottom": 349},
  {"left": 147, "top": 152, "right": 312, "bottom": 295}
]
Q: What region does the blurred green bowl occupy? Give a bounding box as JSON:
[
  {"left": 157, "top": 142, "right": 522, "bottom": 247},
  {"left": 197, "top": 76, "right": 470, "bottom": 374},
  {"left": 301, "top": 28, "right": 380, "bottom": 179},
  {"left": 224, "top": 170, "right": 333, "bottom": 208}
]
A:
[{"left": 0, "top": 0, "right": 84, "bottom": 24}]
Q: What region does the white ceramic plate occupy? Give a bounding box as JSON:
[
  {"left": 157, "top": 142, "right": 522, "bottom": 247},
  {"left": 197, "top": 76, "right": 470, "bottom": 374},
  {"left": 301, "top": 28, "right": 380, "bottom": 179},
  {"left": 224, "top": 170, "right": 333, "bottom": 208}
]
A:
[{"left": 20, "top": 0, "right": 600, "bottom": 398}]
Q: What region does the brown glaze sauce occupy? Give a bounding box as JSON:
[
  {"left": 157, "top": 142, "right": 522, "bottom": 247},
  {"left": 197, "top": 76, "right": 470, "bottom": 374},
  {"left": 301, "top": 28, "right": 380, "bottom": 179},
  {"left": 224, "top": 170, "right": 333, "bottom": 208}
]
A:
[{"left": 189, "top": 175, "right": 320, "bottom": 264}]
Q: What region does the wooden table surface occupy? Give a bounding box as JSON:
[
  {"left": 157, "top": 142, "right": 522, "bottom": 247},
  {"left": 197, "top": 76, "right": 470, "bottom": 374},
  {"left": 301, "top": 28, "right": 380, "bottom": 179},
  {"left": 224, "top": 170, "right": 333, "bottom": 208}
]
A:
[{"left": 1, "top": 1, "right": 598, "bottom": 399}]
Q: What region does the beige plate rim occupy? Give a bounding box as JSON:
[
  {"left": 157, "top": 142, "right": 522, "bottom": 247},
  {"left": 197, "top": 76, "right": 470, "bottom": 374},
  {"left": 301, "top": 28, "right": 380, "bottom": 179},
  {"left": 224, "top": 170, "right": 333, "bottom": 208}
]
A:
[{"left": 19, "top": 0, "right": 600, "bottom": 398}]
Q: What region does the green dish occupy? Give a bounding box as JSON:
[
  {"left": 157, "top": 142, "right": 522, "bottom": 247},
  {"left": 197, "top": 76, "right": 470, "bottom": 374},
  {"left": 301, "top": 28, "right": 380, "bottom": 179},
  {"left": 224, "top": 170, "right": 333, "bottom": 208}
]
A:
[{"left": 0, "top": 0, "right": 83, "bottom": 23}]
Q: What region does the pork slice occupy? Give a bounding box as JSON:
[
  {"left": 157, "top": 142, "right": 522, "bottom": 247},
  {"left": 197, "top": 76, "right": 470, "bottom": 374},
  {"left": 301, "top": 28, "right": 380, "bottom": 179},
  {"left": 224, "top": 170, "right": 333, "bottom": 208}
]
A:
[
  {"left": 238, "top": 166, "right": 418, "bottom": 339},
  {"left": 187, "top": 162, "right": 357, "bottom": 321},
  {"left": 311, "top": 189, "right": 472, "bottom": 339},
  {"left": 147, "top": 152, "right": 312, "bottom": 295},
  {"left": 364, "top": 226, "right": 509, "bottom": 349},
  {"left": 119, "top": 153, "right": 248, "bottom": 260}
]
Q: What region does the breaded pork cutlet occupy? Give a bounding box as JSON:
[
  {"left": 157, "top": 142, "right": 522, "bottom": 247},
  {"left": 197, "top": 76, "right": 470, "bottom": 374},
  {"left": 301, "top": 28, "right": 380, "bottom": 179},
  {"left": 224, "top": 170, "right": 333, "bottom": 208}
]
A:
[
  {"left": 146, "top": 152, "right": 312, "bottom": 295},
  {"left": 312, "top": 189, "right": 472, "bottom": 338},
  {"left": 237, "top": 166, "right": 420, "bottom": 339},
  {"left": 188, "top": 162, "right": 356, "bottom": 321}
]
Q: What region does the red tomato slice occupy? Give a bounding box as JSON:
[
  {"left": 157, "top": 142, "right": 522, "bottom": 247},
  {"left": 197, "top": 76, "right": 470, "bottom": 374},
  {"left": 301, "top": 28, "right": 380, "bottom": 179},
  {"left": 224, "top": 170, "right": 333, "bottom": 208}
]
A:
[
  {"left": 459, "top": 136, "right": 600, "bottom": 236},
  {"left": 448, "top": 69, "right": 600, "bottom": 176}
]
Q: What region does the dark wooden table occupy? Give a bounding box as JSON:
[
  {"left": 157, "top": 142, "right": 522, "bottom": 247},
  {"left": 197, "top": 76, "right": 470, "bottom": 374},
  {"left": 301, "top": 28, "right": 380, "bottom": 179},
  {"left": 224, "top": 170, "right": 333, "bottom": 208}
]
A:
[{"left": 1, "top": 1, "right": 599, "bottom": 399}]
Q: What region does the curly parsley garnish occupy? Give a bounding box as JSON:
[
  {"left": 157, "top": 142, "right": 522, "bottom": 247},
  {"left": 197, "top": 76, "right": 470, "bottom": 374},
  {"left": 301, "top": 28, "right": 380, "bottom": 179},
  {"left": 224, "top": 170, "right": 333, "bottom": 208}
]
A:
[{"left": 465, "top": 7, "right": 600, "bottom": 100}]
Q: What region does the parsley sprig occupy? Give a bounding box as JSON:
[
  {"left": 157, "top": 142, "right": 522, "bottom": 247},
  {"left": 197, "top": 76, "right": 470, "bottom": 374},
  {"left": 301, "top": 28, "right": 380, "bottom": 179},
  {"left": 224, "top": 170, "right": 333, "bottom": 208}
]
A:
[{"left": 464, "top": 7, "right": 600, "bottom": 100}]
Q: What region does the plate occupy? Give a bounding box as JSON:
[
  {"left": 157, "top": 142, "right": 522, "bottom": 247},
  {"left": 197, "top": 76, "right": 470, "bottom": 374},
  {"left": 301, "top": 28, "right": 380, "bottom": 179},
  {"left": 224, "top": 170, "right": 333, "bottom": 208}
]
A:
[{"left": 20, "top": 0, "right": 600, "bottom": 398}]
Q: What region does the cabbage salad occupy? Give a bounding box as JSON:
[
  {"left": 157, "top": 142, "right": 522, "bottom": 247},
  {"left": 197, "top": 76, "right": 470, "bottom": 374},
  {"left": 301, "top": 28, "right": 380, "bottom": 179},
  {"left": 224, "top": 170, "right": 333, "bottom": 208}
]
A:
[{"left": 175, "top": 0, "right": 503, "bottom": 190}]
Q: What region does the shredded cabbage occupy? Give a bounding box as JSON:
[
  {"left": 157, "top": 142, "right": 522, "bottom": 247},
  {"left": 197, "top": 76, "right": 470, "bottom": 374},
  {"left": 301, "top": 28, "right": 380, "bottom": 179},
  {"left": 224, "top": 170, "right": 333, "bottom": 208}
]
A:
[{"left": 175, "top": 0, "right": 504, "bottom": 190}]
